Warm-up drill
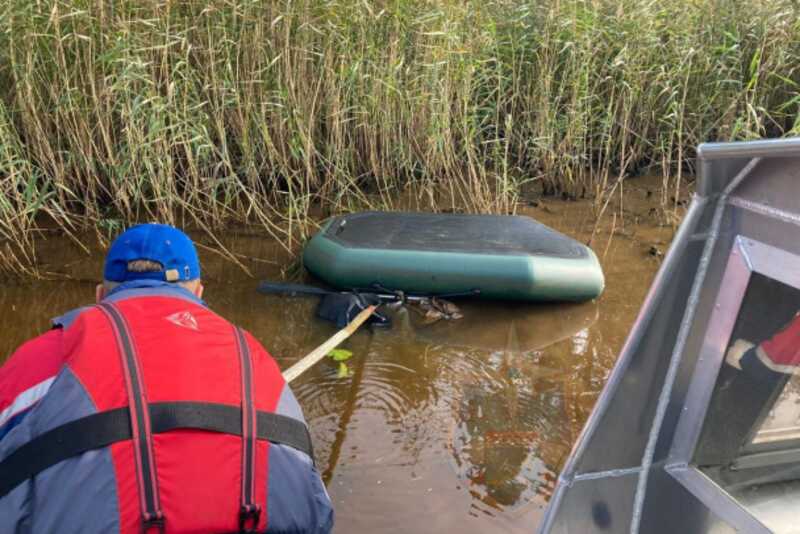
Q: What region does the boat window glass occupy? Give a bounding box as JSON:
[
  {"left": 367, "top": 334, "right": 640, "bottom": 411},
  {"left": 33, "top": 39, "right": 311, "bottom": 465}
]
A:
[
  {"left": 692, "top": 273, "right": 800, "bottom": 532},
  {"left": 748, "top": 376, "right": 800, "bottom": 447}
]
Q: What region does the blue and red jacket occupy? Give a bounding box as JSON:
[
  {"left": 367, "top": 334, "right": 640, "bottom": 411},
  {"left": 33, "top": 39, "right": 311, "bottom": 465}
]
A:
[
  {"left": 0, "top": 281, "right": 333, "bottom": 533},
  {"left": 755, "top": 312, "right": 800, "bottom": 373}
]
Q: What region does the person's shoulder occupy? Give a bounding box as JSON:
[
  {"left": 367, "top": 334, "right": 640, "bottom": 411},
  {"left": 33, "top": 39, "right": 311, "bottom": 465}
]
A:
[
  {"left": 759, "top": 311, "right": 800, "bottom": 368},
  {"left": 0, "top": 329, "right": 65, "bottom": 413},
  {"left": 1, "top": 329, "right": 64, "bottom": 375},
  {"left": 0, "top": 329, "right": 65, "bottom": 437}
]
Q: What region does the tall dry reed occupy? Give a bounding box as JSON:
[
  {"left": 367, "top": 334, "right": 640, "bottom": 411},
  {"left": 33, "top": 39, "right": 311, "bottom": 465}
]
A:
[{"left": 1, "top": 0, "right": 799, "bottom": 273}]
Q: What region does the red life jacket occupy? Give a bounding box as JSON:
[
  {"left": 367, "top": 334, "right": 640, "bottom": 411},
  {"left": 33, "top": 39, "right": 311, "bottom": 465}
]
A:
[
  {"left": 0, "top": 291, "right": 314, "bottom": 533},
  {"left": 758, "top": 313, "right": 800, "bottom": 373}
]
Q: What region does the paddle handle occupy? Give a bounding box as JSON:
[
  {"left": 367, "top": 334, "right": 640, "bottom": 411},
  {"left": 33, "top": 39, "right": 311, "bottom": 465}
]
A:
[
  {"left": 257, "top": 281, "right": 332, "bottom": 297},
  {"left": 282, "top": 305, "right": 377, "bottom": 383}
]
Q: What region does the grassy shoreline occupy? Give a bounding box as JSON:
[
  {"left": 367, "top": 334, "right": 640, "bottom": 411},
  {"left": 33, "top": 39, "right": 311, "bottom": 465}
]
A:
[{"left": 1, "top": 0, "right": 799, "bottom": 274}]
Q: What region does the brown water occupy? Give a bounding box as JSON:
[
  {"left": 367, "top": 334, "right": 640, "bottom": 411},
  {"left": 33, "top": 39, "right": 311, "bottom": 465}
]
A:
[{"left": 0, "top": 177, "right": 682, "bottom": 532}]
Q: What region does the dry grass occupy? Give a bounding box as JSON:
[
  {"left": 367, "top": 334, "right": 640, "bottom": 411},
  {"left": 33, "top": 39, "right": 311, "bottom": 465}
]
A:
[{"left": 1, "top": 0, "right": 799, "bottom": 273}]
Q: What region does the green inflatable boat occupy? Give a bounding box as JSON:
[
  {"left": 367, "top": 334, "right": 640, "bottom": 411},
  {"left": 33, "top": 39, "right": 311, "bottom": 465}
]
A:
[{"left": 302, "top": 212, "right": 604, "bottom": 302}]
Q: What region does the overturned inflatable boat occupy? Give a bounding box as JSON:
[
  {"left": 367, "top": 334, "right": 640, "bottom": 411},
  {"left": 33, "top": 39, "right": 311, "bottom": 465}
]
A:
[{"left": 303, "top": 212, "right": 604, "bottom": 302}]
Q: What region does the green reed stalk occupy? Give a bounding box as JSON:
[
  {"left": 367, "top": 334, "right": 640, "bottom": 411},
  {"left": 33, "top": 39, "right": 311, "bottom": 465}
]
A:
[{"left": 0, "top": 0, "right": 799, "bottom": 274}]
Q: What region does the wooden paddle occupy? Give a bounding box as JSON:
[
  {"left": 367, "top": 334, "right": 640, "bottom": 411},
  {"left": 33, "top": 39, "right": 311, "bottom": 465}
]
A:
[{"left": 282, "top": 305, "right": 377, "bottom": 383}]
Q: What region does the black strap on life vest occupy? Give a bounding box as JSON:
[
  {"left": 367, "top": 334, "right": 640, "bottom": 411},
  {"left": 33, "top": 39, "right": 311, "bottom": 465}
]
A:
[
  {"left": 0, "top": 401, "right": 312, "bottom": 500},
  {"left": 234, "top": 326, "right": 260, "bottom": 533},
  {"left": 98, "top": 302, "right": 164, "bottom": 533}
]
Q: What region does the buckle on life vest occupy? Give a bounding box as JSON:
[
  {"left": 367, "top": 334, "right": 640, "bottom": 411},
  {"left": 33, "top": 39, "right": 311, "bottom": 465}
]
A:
[
  {"left": 239, "top": 504, "right": 261, "bottom": 533},
  {"left": 142, "top": 512, "right": 165, "bottom": 534}
]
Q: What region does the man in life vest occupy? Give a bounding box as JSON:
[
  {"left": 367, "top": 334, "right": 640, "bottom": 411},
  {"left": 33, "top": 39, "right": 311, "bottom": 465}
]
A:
[
  {"left": 0, "top": 224, "right": 334, "bottom": 533},
  {"left": 695, "top": 309, "right": 800, "bottom": 467}
]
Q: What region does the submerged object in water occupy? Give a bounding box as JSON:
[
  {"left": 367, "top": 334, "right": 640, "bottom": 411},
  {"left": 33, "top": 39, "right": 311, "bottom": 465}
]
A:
[{"left": 303, "top": 211, "right": 604, "bottom": 302}]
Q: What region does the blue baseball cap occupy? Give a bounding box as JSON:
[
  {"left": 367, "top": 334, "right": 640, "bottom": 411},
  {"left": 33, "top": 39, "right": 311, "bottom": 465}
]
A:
[{"left": 104, "top": 224, "right": 201, "bottom": 282}]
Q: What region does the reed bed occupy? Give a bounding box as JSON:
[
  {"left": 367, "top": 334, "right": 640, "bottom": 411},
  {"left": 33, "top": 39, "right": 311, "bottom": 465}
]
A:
[{"left": 1, "top": 0, "right": 799, "bottom": 274}]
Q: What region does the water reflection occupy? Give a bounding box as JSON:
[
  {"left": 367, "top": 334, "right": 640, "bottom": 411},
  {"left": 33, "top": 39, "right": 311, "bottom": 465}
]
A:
[
  {"left": 445, "top": 309, "right": 598, "bottom": 515},
  {"left": 295, "top": 299, "right": 608, "bottom": 532},
  {"left": 413, "top": 301, "right": 598, "bottom": 353},
  {"left": 452, "top": 384, "right": 557, "bottom": 512}
]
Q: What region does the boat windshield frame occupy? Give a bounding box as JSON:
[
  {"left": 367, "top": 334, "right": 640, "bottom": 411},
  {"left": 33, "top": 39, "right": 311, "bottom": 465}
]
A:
[{"left": 671, "top": 237, "right": 800, "bottom": 480}]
